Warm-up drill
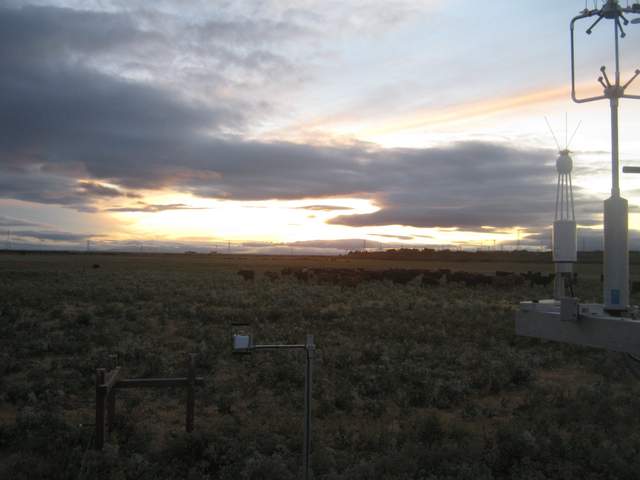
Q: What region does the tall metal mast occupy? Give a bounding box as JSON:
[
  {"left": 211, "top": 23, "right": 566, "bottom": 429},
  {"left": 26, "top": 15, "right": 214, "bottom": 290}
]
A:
[
  {"left": 570, "top": 0, "right": 640, "bottom": 313},
  {"left": 515, "top": 2, "right": 640, "bottom": 358}
]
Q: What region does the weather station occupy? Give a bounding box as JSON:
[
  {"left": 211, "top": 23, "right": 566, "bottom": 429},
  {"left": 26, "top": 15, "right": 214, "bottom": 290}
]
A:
[
  {"left": 232, "top": 325, "right": 316, "bottom": 480},
  {"left": 516, "top": 1, "right": 640, "bottom": 355}
]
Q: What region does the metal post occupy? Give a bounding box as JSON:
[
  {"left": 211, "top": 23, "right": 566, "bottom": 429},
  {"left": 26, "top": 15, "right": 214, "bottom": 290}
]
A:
[
  {"left": 235, "top": 334, "right": 316, "bottom": 479},
  {"left": 303, "top": 335, "right": 314, "bottom": 480},
  {"left": 611, "top": 96, "right": 620, "bottom": 197},
  {"left": 186, "top": 354, "right": 196, "bottom": 433},
  {"left": 95, "top": 368, "right": 106, "bottom": 450},
  {"left": 107, "top": 356, "right": 118, "bottom": 434},
  {"left": 107, "top": 390, "right": 116, "bottom": 434}
]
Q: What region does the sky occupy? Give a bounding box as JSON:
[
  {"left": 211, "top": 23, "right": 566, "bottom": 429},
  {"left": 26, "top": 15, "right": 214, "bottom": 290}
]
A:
[{"left": 1, "top": 0, "right": 640, "bottom": 254}]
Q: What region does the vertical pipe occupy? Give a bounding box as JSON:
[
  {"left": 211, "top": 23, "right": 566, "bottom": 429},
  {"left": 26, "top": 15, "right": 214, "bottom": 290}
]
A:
[
  {"left": 614, "top": 14, "right": 621, "bottom": 87},
  {"left": 303, "top": 335, "right": 314, "bottom": 480},
  {"left": 107, "top": 390, "right": 116, "bottom": 435},
  {"left": 569, "top": 174, "right": 575, "bottom": 220},
  {"left": 612, "top": 13, "right": 621, "bottom": 197},
  {"left": 559, "top": 174, "right": 565, "bottom": 219},
  {"left": 186, "top": 354, "right": 195, "bottom": 433},
  {"left": 611, "top": 97, "right": 620, "bottom": 197},
  {"left": 566, "top": 176, "right": 571, "bottom": 219},
  {"left": 555, "top": 174, "right": 561, "bottom": 221},
  {"left": 95, "top": 369, "right": 106, "bottom": 450}
]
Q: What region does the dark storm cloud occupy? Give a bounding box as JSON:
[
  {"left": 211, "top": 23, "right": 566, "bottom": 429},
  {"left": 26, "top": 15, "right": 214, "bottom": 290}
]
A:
[
  {"left": 326, "top": 142, "right": 566, "bottom": 230},
  {"left": 0, "top": 170, "right": 94, "bottom": 208},
  {"left": 0, "top": 4, "right": 244, "bottom": 203}
]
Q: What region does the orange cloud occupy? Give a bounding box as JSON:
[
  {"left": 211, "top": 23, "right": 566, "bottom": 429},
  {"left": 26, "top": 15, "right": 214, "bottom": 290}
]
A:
[{"left": 276, "top": 81, "right": 605, "bottom": 143}]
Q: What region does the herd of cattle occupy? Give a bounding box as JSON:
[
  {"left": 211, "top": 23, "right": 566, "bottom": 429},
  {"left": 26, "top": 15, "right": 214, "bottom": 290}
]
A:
[{"left": 236, "top": 267, "right": 560, "bottom": 289}]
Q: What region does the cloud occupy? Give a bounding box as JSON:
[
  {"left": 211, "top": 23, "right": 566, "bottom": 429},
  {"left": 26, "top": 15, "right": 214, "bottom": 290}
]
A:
[
  {"left": 241, "top": 241, "right": 275, "bottom": 248},
  {"left": 12, "top": 229, "right": 92, "bottom": 242},
  {"left": 296, "top": 205, "right": 353, "bottom": 211},
  {"left": 77, "top": 181, "right": 126, "bottom": 198},
  {"left": 105, "top": 203, "right": 204, "bottom": 213},
  {"left": 369, "top": 233, "right": 415, "bottom": 240},
  {"left": 0, "top": 4, "right": 246, "bottom": 206},
  {"left": 0, "top": 3, "right": 606, "bottom": 237},
  {"left": 286, "top": 238, "right": 382, "bottom": 250},
  {"left": 324, "top": 141, "right": 597, "bottom": 230},
  {"left": 0, "top": 216, "right": 42, "bottom": 227}
]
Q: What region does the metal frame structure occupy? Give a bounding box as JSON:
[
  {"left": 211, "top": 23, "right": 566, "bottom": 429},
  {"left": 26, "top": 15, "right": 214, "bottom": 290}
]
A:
[
  {"left": 516, "top": 1, "right": 640, "bottom": 353},
  {"left": 94, "top": 354, "right": 204, "bottom": 450},
  {"left": 571, "top": 0, "right": 640, "bottom": 311},
  {"left": 546, "top": 116, "right": 580, "bottom": 300},
  {"left": 233, "top": 331, "right": 315, "bottom": 480}
]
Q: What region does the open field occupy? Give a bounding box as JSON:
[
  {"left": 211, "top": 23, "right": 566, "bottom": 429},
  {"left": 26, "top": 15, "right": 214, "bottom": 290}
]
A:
[{"left": 2, "top": 252, "right": 640, "bottom": 479}]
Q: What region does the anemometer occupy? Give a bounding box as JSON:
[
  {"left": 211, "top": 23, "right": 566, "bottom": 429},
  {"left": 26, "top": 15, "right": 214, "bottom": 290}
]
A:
[{"left": 516, "top": 1, "right": 640, "bottom": 355}]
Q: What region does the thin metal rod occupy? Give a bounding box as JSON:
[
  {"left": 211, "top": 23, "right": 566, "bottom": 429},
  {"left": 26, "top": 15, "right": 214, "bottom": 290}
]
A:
[
  {"left": 186, "top": 354, "right": 196, "bottom": 433},
  {"left": 249, "top": 336, "right": 315, "bottom": 480},
  {"left": 570, "top": 13, "right": 609, "bottom": 103},
  {"left": 95, "top": 369, "right": 106, "bottom": 450},
  {"left": 587, "top": 14, "right": 604, "bottom": 33},
  {"left": 615, "top": 15, "right": 621, "bottom": 86},
  {"left": 622, "top": 69, "right": 640, "bottom": 90},
  {"left": 253, "top": 344, "right": 306, "bottom": 350},
  {"left": 303, "top": 335, "right": 314, "bottom": 480},
  {"left": 567, "top": 120, "right": 582, "bottom": 148},
  {"left": 545, "top": 116, "right": 561, "bottom": 150}
]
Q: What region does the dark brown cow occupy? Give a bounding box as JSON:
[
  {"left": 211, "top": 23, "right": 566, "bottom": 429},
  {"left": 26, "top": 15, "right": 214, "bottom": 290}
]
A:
[
  {"left": 237, "top": 269, "right": 255, "bottom": 281},
  {"left": 264, "top": 271, "right": 280, "bottom": 281}
]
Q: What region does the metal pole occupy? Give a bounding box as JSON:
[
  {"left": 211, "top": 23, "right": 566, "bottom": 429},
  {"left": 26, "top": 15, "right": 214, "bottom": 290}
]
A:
[
  {"left": 612, "top": 16, "right": 621, "bottom": 197},
  {"left": 95, "top": 368, "right": 106, "bottom": 450},
  {"left": 303, "top": 335, "right": 314, "bottom": 480},
  {"left": 186, "top": 354, "right": 196, "bottom": 433},
  {"left": 611, "top": 95, "right": 620, "bottom": 197}
]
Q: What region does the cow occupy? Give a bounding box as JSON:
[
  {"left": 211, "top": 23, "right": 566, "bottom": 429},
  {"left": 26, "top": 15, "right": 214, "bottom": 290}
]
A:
[
  {"left": 264, "top": 271, "right": 280, "bottom": 281},
  {"left": 492, "top": 274, "right": 525, "bottom": 288},
  {"left": 237, "top": 269, "right": 255, "bottom": 281}
]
